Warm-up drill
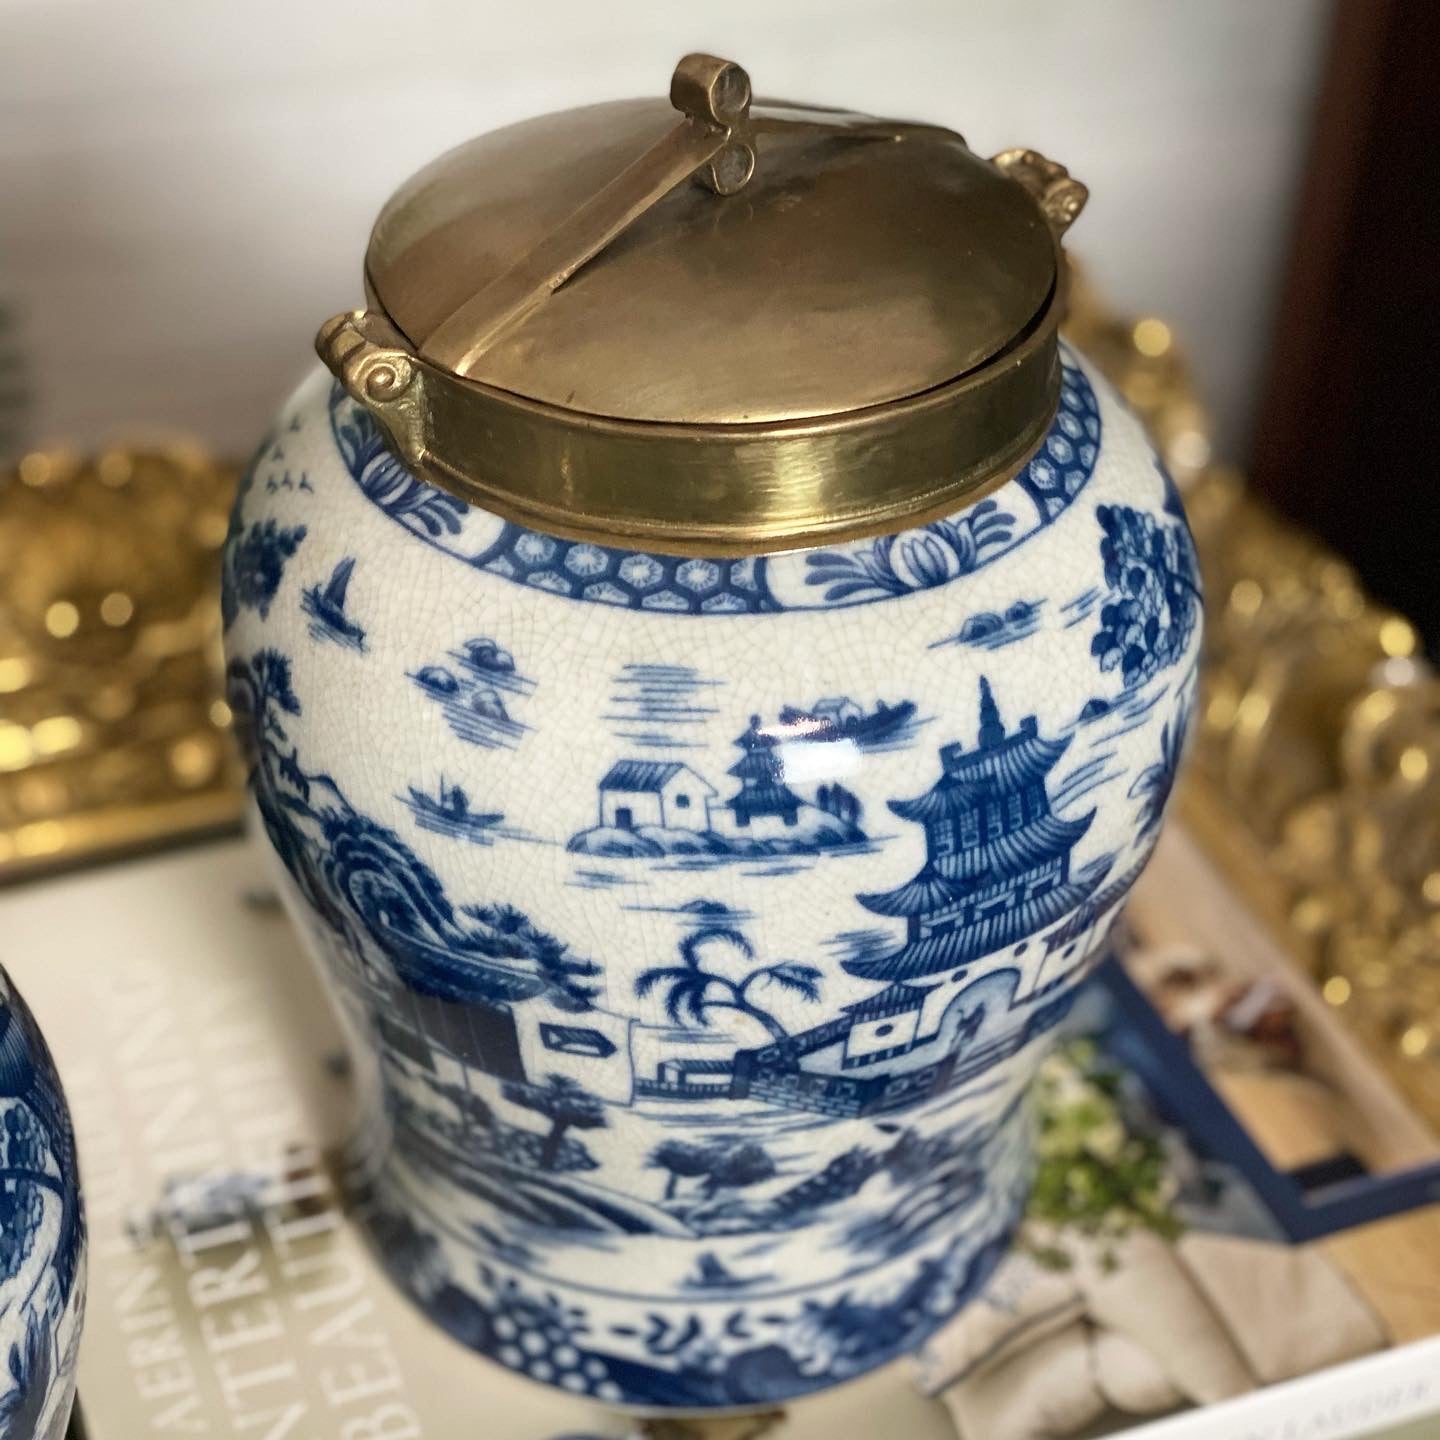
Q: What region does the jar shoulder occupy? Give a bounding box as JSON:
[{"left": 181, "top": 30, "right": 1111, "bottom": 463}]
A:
[{"left": 228, "top": 343, "right": 1185, "bottom": 637}]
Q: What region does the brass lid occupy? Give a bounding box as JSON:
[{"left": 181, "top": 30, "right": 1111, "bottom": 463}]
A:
[{"left": 318, "top": 55, "right": 1087, "bottom": 555}]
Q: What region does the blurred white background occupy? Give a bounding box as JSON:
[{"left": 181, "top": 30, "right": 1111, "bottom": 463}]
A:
[{"left": 2, "top": 0, "right": 1330, "bottom": 460}]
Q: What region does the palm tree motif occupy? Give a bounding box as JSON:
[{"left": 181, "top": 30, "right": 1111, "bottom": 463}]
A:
[
  {"left": 635, "top": 926, "right": 822, "bottom": 1042},
  {"left": 1128, "top": 705, "right": 1191, "bottom": 836},
  {"left": 501, "top": 1074, "right": 607, "bottom": 1172}
]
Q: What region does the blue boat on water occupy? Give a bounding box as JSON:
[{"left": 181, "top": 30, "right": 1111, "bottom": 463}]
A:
[
  {"left": 774, "top": 696, "right": 917, "bottom": 747},
  {"left": 401, "top": 778, "right": 504, "bottom": 843}
]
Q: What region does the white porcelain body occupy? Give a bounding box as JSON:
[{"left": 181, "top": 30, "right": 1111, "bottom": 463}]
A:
[
  {"left": 0, "top": 968, "right": 86, "bottom": 1440},
  {"left": 224, "top": 344, "right": 1200, "bottom": 1409}
]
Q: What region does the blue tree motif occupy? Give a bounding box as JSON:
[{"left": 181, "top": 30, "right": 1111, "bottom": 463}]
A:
[
  {"left": 222, "top": 518, "right": 307, "bottom": 629},
  {"left": 500, "top": 1074, "right": 607, "bottom": 1172},
  {"left": 802, "top": 500, "right": 1016, "bottom": 603},
  {"left": 635, "top": 926, "right": 821, "bottom": 1041},
  {"left": 225, "top": 649, "right": 301, "bottom": 756},
  {"left": 1090, "top": 504, "right": 1201, "bottom": 688}
]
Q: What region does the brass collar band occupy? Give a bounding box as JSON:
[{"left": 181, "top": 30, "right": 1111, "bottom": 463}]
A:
[
  {"left": 316, "top": 56, "right": 1086, "bottom": 558},
  {"left": 317, "top": 278, "right": 1063, "bottom": 558}
]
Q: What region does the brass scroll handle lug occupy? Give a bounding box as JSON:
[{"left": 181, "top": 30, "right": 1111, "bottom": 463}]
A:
[
  {"left": 990, "top": 148, "right": 1089, "bottom": 238},
  {"left": 315, "top": 310, "right": 430, "bottom": 471}
]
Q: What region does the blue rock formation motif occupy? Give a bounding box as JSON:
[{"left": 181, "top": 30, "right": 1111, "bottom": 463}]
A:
[
  {"left": 0, "top": 972, "right": 85, "bottom": 1440},
  {"left": 409, "top": 636, "right": 535, "bottom": 750},
  {"left": 226, "top": 649, "right": 597, "bottom": 1010},
  {"left": 932, "top": 599, "right": 1044, "bottom": 652},
  {"left": 329, "top": 353, "right": 1102, "bottom": 614}
]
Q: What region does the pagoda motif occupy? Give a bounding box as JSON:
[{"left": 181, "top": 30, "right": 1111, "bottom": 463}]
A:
[
  {"left": 729, "top": 680, "right": 1116, "bottom": 1114},
  {"left": 843, "top": 677, "right": 1095, "bottom": 1009},
  {"left": 727, "top": 715, "right": 801, "bottom": 828}
]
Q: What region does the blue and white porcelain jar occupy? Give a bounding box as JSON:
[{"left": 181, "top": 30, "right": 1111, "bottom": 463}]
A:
[
  {"left": 225, "top": 56, "right": 1200, "bottom": 1411},
  {"left": 0, "top": 969, "right": 85, "bottom": 1439}
]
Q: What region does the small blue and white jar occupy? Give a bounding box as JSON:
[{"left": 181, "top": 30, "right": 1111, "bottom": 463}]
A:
[
  {"left": 225, "top": 56, "right": 1200, "bottom": 1411},
  {"left": 0, "top": 969, "right": 86, "bottom": 1440}
]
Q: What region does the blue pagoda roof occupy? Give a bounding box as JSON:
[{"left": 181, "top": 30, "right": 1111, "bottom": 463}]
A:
[
  {"left": 890, "top": 680, "right": 1073, "bottom": 818},
  {"left": 843, "top": 982, "right": 933, "bottom": 1018},
  {"left": 728, "top": 781, "right": 802, "bottom": 814},
  {"left": 859, "top": 810, "right": 1095, "bottom": 918},
  {"left": 934, "top": 810, "right": 1096, "bottom": 885},
  {"left": 844, "top": 870, "right": 1106, "bottom": 981},
  {"left": 938, "top": 728, "right": 1073, "bottom": 791},
  {"left": 857, "top": 866, "right": 967, "bottom": 918},
  {"left": 888, "top": 775, "right": 991, "bottom": 823}
]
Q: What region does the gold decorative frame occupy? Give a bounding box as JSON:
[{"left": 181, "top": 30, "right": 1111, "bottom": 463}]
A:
[
  {"left": 1067, "top": 273, "right": 1438, "bottom": 1123},
  {"left": 0, "top": 446, "right": 244, "bottom": 882},
  {"left": 1, "top": 280, "right": 1435, "bottom": 1123}
]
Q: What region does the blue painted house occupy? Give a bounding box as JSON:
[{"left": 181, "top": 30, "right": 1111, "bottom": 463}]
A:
[{"left": 599, "top": 759, "right": 717, "bottom": 832}]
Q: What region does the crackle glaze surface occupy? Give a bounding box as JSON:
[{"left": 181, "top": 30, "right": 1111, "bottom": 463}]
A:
[
  {"left": 224, "top": 343, "right": 1200, "bottom": 1409},
  {"left": 0, "top": 969, "right": 85, "bottom": 1440}
]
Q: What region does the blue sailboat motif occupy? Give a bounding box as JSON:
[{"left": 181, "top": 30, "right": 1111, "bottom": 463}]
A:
[{"left": 301, "top": 556, "right": 366, "bottom": 651}]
